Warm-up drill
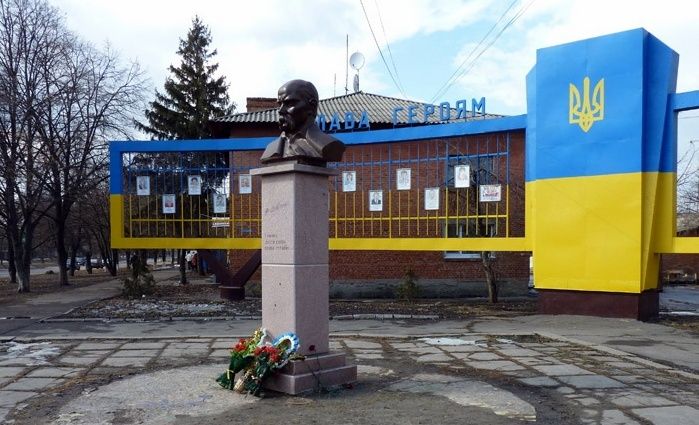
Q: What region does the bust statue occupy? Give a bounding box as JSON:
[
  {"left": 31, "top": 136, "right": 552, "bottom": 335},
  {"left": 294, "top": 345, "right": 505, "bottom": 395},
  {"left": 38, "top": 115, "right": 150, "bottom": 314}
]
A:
[{"left": 260, "top": 79, "right": 345, "bottom": 166}]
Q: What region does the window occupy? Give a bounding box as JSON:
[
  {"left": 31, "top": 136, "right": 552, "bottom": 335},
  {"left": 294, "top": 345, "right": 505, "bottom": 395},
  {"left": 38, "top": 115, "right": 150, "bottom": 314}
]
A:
[{"left": 444, "top": 219, "right": 496, "bottom": 260}]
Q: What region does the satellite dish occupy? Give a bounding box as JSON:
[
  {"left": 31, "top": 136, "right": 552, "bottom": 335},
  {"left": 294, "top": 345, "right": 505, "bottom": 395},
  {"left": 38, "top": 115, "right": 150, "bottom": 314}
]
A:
[{"left": 349, "top": 51, "right": 365, "bottom": 71}]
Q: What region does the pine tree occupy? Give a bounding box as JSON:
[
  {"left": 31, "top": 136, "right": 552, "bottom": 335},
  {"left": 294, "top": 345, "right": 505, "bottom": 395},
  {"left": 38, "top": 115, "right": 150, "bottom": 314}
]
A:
[
  {"left": 135, "top": 17, "right": 233, "bottom": 285},
  {"left": 137, "top": 16, "right": 233, "bottom": 139}
]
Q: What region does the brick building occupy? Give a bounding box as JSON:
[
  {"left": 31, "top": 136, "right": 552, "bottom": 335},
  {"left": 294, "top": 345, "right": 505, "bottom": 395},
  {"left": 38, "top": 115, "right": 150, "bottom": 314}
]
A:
[{"left": 211, "top": 91, "right": 531, "bottom": 296}]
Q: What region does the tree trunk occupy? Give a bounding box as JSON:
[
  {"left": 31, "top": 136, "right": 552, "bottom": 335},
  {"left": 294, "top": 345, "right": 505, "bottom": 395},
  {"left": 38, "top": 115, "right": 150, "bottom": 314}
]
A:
[
  {"left": 482, "top": 251, "right": 498, "bottom": 303},
  {"left": 55, "top": 226, "right": 69, "bottom": 286},
  {"left": 179, "top": 249, "right": 187, "bottom": 285},
  {"left": 69, "top": 250, "right": 77, "bottom": 277},
  {"left": 105, "top": 249, "right": 118, "bottom": 276},
  {"left": 85, "top": 252, "right": 93, "bottom": 274},
  {"left": 171, "top": 250, "right": 175, "bottom": 265},
  {"left": 161, "top": 250, "right": 166, "bottom": 262},
  {"left": 7, "top": 243, "right": 17, "bottom": 284},
  {"left": 14, "top": 231, "right": 33, "bottom": 293},
  {"left": 198, "top": 253, "right": 206, "bottom": 276}
]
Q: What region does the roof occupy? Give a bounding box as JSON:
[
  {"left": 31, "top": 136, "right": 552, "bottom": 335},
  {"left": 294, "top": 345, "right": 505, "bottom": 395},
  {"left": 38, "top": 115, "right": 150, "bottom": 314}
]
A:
[{"left": 212, "top": 91, "right": 501, "bottom": 125}]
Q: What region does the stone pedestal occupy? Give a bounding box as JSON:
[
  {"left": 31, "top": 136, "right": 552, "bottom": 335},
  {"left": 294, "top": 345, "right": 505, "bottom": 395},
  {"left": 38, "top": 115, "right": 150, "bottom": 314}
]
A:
[{"left": 251, "top": 162, "right": 356, "bottom": 394}]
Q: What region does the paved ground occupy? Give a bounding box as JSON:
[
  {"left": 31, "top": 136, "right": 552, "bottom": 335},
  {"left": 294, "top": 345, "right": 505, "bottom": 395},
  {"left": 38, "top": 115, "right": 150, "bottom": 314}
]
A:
[{"left": 0, "top": 271, "right": 698, "bottom": 424}]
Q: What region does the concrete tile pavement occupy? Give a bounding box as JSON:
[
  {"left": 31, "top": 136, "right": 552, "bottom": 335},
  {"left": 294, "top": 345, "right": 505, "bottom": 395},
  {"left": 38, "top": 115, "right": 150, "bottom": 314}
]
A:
[
  {"left": 1, "top": 271, "right": 698, "bottom": 423},
  {"left": 0, "top": 330, "right": 698, "bottom": 424}
]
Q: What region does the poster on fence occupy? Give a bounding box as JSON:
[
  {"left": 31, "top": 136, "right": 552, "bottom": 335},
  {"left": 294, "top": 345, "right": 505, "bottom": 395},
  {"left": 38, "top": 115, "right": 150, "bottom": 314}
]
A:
[
  {"left": 454, "top": 165, "right": 470, "bottom": 188},
  {"left": 213, "top": 193, "right": 227, "bottom": 214},
  {"left": 424, "top": 187, "right": 440, "bottom": 210},
  {"left": 136, "top": 176, "right": 150, "bottom": 196},
  {"left": 187, "top": 175, "right": 202, "bottom": 195},
  {"left": 162, "top": 194, "right": 176, "bottom": 214},
  {"left": 479, "top": 184, "right": 502, "bottom": 202},
  {"left": 369, "top": 190, "right": 383, "bottom": 211},
  {"left": 342, "top": 171, "right": 356, "bottom": 192},
  {"left": 239, "top": 174, "right": 252, "bottom": 194},
  {"left": 396, "top": 168, "right": 411, "bottom": 191}
]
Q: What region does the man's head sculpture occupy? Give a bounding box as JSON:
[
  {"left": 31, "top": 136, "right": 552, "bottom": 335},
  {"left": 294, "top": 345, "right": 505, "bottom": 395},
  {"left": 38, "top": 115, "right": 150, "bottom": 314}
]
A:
[
  {"left": 277, "top": 79, "right": 318, "bottom": 133},
  {"left": 260, "top": 79, "right": 345, "bottom": 166}
]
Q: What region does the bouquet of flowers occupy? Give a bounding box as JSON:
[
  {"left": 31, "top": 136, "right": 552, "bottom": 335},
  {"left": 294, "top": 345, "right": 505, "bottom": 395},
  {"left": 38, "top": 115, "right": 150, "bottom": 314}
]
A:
[{"left": 216, "top": 328, "right": 300, "bottom": 397}]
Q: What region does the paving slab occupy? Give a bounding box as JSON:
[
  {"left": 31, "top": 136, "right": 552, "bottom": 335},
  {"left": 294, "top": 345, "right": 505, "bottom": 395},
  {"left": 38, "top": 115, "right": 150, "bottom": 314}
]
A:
[
  {"left": 415, "top": 353, "right": 452, "bottom": 363},
  {"left": 632, "top": 405, "right": 699, "bottom": 425},
  {"left": 120, "top": 342, "right": 167, "bottom": 350},
  {"left": 556, "top": 375, "right": 626, "bottom": 389},
  {"left": 343, "top": 340, "right": 382, "bottom": 349},
  {"left": 611, "top": 391, "right": 678, "bottom": 408},
  {"left": 354, "top": 353, "right": 384, "bottom": 360},
  {"left": 100, "top": 357, "right": 152, "bottom": 367},
  {"left": 110, "top": 349, "right": 159, "bottom": 357},
  {"left": 0, "top": 367, "right": 24, "bottom": 378},
  {"left": 25, "top": 367, "right": 82, "bottom": 378},
  {"left": 518, "top": 376, "right": 560, "bottom": 387},
  {"left": 74, "top": 342, "right": 121, "bottom": 350},
  {"left": 496, "top": 347, "right": 541, "bottom": 357},
  {"left": 0, "top": 390, "right": 37, "bottom": 407},
  {"left": 57, "top": 356, "right": 102, "bottom": 366},
  {"left": 600, "top": 409, "right": 641, "bottom": 425},
  {"left": 209, "top": 349, "right": 231, "bottom": 358},
  {"left": 532, "top": 364, "right": 594, "bottom": 376},
  {"left": 3, "top": 377, "right": 63, "bottom": 391},
  {"left": 469, "top": 352, "right": 503, "bottom": 361},
  {"left": 465, "top": 360, "right": 524, "bottom": 371}
]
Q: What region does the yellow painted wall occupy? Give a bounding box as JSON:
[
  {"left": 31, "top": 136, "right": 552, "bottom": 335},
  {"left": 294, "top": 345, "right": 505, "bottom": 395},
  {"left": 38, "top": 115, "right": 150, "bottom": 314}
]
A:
[{"left": 532, "top": 173, "right": 643, "bottom": 293}]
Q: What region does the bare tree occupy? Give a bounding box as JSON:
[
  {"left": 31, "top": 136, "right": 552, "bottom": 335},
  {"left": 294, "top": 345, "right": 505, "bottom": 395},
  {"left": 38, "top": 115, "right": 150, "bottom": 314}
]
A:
[
  {"left": 0, "top": 0, "right": 65, "bottom": 292},
  {"left": 33, "top": 37, "right": 146, "bottom": 286},
  {"left": 677, "top": 141, "right": 699, "bottom": 228},
  {"left": 83, "top": 180, "right": 119, "bottom": 276}
]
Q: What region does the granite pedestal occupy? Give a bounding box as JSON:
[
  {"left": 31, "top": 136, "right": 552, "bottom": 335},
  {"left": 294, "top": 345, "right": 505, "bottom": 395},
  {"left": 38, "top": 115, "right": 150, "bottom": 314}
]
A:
[{"left": 251, "top": 162, "right": 356, "bottom": 394}]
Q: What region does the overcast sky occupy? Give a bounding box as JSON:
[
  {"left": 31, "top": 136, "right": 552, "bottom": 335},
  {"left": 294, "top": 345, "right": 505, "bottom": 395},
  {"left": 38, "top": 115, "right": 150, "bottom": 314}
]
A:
[{"left": 50, "top": 0, "right": 699, "bottom": 150}]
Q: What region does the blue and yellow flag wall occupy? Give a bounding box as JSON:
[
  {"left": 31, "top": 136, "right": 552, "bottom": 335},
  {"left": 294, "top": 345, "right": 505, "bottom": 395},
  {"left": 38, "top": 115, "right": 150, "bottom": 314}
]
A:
[{"left": 526, "top": 29, "right": 679, "bottom": 294}]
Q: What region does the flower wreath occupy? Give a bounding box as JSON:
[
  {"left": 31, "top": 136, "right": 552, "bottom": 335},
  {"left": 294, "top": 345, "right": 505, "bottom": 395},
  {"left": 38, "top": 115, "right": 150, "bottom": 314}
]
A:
[{"left": 216, "top": 328, "right": 300, "bottom": 396}]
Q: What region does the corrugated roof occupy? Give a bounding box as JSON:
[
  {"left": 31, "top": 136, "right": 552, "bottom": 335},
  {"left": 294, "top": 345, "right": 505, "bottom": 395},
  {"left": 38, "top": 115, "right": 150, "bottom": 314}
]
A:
[{"left": 212, "top": 91, "right": 501, "bottom": 125}]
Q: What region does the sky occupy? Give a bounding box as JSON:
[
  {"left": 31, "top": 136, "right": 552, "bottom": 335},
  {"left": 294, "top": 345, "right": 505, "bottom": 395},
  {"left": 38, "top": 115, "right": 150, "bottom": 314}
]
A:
[{"left": 50, "top": 0, "right": 699, "bottom": 154}]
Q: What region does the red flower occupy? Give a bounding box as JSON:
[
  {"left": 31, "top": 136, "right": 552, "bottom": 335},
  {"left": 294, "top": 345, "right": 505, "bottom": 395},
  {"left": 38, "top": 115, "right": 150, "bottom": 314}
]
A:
[
  {"left": 253, "top": 347, "right": 263, "bottom": 356},
  {"left": 233, "top": 338, "right": 249, "bottom": 352}
]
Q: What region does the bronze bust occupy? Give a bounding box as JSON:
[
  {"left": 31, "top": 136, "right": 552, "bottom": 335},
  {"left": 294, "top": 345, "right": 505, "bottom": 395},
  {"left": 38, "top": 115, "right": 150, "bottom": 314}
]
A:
[{"left": 260, "top": 79, "right": 345, "bottom": 166}]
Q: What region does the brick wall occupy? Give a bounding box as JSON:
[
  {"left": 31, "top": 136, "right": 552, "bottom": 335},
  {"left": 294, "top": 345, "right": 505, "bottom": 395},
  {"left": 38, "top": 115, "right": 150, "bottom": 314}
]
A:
[{"left": 226, "top": 130, "right": 530, "bottom": 285}]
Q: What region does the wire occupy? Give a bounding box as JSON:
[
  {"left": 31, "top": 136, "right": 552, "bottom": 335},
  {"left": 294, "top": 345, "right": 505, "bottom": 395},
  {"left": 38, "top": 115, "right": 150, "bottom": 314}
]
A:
[
  {"left": 430, "top": 0, "right": 519, "bottom": 104},
  {"left": 372, "top": 0, "right": 406, "bottom": 95},
  {"left": 359, "top": 0, "right": 407, "bottom": 98},
  {"left": 430, "top": 0, "right": 535, "bottom": 104}
]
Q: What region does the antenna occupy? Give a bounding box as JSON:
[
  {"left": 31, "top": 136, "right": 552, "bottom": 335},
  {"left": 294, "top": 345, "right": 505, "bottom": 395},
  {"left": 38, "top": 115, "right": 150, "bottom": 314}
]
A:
[
  {"left": 345, "top": 35, "right": 349, "bottom": 95},
  {"left": 349, "top": 51, "right": 365, "bottom": 93}
]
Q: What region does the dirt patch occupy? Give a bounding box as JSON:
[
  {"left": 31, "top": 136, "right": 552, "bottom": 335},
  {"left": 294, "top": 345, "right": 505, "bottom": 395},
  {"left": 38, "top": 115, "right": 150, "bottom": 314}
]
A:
[
  {"left": 60, "top": 279, "right": 538, "bottom": 320},
  {"left": 653, "top": 315, "right": 699, "bottom": 335},
  {"left": 0, "top": 269, "right": 126, "bottom": 305}
]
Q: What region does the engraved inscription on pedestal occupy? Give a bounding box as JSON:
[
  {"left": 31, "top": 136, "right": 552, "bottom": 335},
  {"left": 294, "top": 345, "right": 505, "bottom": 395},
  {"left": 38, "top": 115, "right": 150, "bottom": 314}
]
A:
[{"left": 263, "top": 233, "right": 290, "bottom": 253}]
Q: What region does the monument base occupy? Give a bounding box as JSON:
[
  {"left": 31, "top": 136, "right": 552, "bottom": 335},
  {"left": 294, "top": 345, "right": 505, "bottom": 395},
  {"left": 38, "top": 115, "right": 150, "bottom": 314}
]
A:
[
  {"left": 219, "top": 286, "right": 244, "bottom": 301},
  {"left": 262, "top": 352, "right": 357, "bottom": 395},
  {"left": 537, "top": 289, "right": 659, "bottom": 321}
]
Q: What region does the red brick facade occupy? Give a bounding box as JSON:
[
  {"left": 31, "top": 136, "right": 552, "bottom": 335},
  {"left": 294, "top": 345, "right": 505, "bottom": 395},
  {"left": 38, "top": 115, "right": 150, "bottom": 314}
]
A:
[{"left": 226, "top": 130, "right": 530, "bottom": 286}]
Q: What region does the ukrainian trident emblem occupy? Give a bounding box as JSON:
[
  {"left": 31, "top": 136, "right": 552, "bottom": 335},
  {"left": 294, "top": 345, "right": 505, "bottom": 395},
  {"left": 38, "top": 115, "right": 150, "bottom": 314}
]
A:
[{"left": 569, "top": 77, "right": 604, "bottom": 132}]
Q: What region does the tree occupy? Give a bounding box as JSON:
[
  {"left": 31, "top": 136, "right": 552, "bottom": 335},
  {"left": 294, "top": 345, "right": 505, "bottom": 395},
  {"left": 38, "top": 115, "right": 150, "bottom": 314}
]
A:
[
  {"left": 0, "top": 0, "right": 64, "bottom": 292},
  {"left": 136, "top": 16, "right": 233, "bottom": 285},
  {"left": 136, "top": 16, "right": 232, "bottom": 140},
  {"left": 34, "top": 37, "right": 146, "bottom": 286}
]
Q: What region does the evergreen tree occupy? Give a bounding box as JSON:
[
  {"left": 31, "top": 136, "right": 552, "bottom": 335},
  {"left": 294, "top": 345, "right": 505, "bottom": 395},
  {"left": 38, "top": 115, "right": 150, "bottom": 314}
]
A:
[
  {"left": 137, "top": 16, "right": 233, "bottom": 139},
  {"left": 135, "top": 17, "right": 233, "bottom": 285}
]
